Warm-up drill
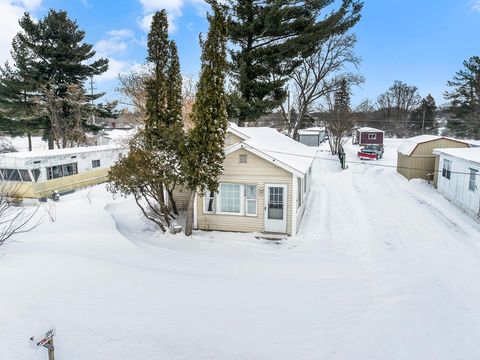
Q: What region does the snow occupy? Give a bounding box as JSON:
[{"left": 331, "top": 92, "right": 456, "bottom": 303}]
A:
[
  {"left": 356, "top": 126, "right": 384, "bottom": 133},
  {"left": 230, "top": 125, "right": 317, "bottom": 174},
  {"left": 0, "top": 144, "right": 122, "bottom": 160},
  {"left": 433, "top": 147, "right": 480, "bottom": 164},
  {"left": 297, "top": 127, "right": 325, "bottom": 135},
  {"left": 2, "top": 138, "right": 480, "bottom": 359},
  {"left": 397, "top": 135, "right": 471, "bottom": 156}
]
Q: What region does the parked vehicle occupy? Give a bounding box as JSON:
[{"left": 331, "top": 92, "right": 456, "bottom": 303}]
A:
[{"left": 357, "top": 145, "right": 384, "bottom": 160}]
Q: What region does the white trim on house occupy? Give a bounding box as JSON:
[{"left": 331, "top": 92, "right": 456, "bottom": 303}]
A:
[
  {"left": 291, "top": 173, "right": 297, "bottom": 235},
  {"left": 264, "top": 183, "right": 288, "bottom": 233}
]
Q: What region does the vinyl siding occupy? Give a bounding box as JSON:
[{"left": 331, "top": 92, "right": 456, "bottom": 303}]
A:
[
  {"left": 225, "top": 132, "right": 244, "bottom": 147},
  {"left": 196, "top": 148, "right": 294, "bottom": 235},
  {"left": 171, "top": 187, "right": 191, "bottom": 211},
  {"left": 397, "top": 139, "right": 469, "bottom": 181}
]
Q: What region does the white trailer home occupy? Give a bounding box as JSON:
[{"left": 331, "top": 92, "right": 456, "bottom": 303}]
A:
[
  {"left": 433, "top": 148, "right": 480, "bottom": 219},
  {"left": 0, "top": 145, "right": 124, "bottom": 199}
]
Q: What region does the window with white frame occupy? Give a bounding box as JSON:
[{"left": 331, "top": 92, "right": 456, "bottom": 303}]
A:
[
  {"left": 368, "top": 133, "right": 377, "bottom": 140},
  {"left": 204, "top": 191, "right": 215, "bottom": 213},
  {"left": 245, "top": 185, "right": 257, "bottom": 216},
  {"left": 239, "top": 154, "right": 247, "bottom": 163},
  {"left": 92, "top": 159, "right": 101, "bottom": 168},
  {"left": 442, "top": 159, "right": 451, "bottom": 180},
  {"left": 218, "top": 183, "right": 242, "bottom": 214},
  {"left": 469, "top": 169, "right": 478, "bottom": 192}
]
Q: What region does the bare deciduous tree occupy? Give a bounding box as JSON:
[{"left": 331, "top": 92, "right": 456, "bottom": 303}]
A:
[
  {"left": 117, "top": 65, "right": 152, "bottom": 120},
  {"left": 280, "top": 34, "right": 363, "bottom": 138},
  {"left": 0, "top": 185, "right": 39, "bottom": 247}
]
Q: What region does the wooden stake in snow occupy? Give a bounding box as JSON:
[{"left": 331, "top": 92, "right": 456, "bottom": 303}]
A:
[{"left": 30, "top": 328, "right": 55, "bottom": 360}]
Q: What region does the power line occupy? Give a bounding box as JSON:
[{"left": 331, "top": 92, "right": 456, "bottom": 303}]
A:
[{"left": 253, "top": 147, "right": 479, "bottom": 177}]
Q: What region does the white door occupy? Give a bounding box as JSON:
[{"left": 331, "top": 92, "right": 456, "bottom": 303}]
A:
[{"left": 264, "top": 184, "right": 288, "bottom": 233}]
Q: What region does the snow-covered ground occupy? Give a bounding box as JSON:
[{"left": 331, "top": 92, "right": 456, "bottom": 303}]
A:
[{"left": 1, "top": 138, "right": 480, "bottom": 359}]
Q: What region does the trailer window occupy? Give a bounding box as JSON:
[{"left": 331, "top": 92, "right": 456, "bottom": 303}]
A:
[
  {"left": 46, "top": 163, "right": 78, "bottom": 180},
  {"left": 368, "top": 133, "right": 377, "bottom": 140},
  {"left": 442, "top": 159, "right": 451, "bottom": 180},
  {"left": 32, "top": 169, "right": 41, "bottom": 182},
  {"left": 469, "top": 169, "right": 478, "bottom": 192},
  {"left": 92, "top": 159, "right": 101, "bottom": 168},
  {"left": 0, "top": 169, "right": 22, "bottom": 181},
  {"left": 19, "top": 169, "right": 32, "bottom": 182}
]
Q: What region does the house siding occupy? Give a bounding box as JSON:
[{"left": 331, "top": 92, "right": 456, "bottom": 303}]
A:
[
  {"left": 225, "top": 133, "right": 244, "bottom": 147},
  {"left": 397, "top": 139, "right": 469, "bottom": 181},
  {"left": 171, "top": 187, "right": 191, "bottom": 212},
  {"left": 196, "top": 148, "right": 294, "bottom": 235},
  {"left": 435, "top": 154, "right": 480, "bottom": 219},
  {"left": 359, "top": 131, "right": 384, "bottom": 146}
]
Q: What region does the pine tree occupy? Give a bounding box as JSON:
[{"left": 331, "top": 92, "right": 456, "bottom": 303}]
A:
[
  {"left": 0, "top": 10, "right": 111, "bottom": 149},
  {"left": 109, "top": 10, "right": 184, "bottom": 232},
  {"left": 411, "top": 94, "right": 437, "bottom": 133},
  {"left": 228, "top": 0, "right": 363, "bottom": 125},
  {"left": 444, "top": 56, "right": 480, "bottom": 138},
  {"left": 182, "top": 0, "right": 229, "bottom": 236}
]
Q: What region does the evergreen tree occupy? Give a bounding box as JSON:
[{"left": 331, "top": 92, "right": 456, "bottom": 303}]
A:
[
  {"left": 411, "top": 94, "right": 437, "bottom": 133},
  {"left": 109, "top": 10, "right": 184, "bottom": 232},
  {"left": 444, "top": 56, "right": 480, "bottom": 138},
  {"left": 228, "top": 0, "right": 363, "bottom": 125},
  {"left": 182, "top": 0, "right": 229, "bottom": 236},
  {"left": 0, "top": 10, "right": 110, "bottom": 149}
]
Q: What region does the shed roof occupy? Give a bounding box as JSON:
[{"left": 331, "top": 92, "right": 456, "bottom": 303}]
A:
[
  {"left": 433, "top": 148, "right": 480, "bottom": 165},
  {"left": 357, "top": 127, "right": 384, "bottom": 133},
  {"left": 227, "top": 124, "right": 317, "bottom": 175},
  {"left": 398, "top": 135, "right": 469, "bottom": 156},
  {"left": 298, "top": 127, "right": 325, "bottom": 135}
]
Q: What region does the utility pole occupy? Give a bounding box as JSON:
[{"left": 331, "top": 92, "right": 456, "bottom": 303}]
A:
[
  {"left": 89, "top": 76, "right": 96, "bottom": 125},
  {"left": 421, "top": 107, "right": 426, "bottom": 134}
]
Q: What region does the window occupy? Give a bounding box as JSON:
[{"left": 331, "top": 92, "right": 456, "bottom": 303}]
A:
[
  {"left": 204, "top": 191, "right": 215, "bottom": 213},
  {"left": 32, "top": 169, "right": 41, "bottom": 182},
  {"left": 218, "top": 183, "right": 242, "bottom": 214},
  {"left": 19, "top": 169, "right": 32, "bottom": 182},
  {"left": 297, "top": 177, "right": 302, "bottom": 209},
  {"left": 33, "top": 160, "right": 41, "bottom": 164},
  {"left": 71, "top": 156, "right": 77, "bottom": 159},
  {"left": 469, "top": 169, "right": 478, "bottom": 192},
  {"left": 368, "top": 133, "right": 377, "bottom": 140},
  {"left": 245, "top": 185, "right": 257, "bottom": 216},
  {"left": 239, "top": 154, "right": 247, "bottom": 163},
  {"left": 47, "top": 163, "right": 78, "bottom": 180},
  {"left": 442, "top": 159, "right": 451, "bottom": 180},
  {"left": 0, "top": 169, "right": 21, "bottom": 181},
  {"left": 92, "top": 159, "right": 101, "bottom": 168}
]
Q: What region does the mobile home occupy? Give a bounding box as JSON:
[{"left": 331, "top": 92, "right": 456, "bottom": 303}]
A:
[{"left": 0, "top": 145, "right": 124, "bottom": 199}]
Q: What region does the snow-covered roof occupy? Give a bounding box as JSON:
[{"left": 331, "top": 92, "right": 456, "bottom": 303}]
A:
[
  {"left": 357, "top": 127, "right": 384, "bottom": 133},
  {"left": 433, "top": 148, "right": 480, "bottom": 165},
  {"left": 0, "top": 144, "right": 122, "bottom": 160},
  {"left": 398, "top": 135, "right": 469, "bottom": 156},
  {"left": 227, "top": 124, "right": 316, "bottom": 175},
  {"left": 298, "top": 127, "right": 325, "bottom": 135}
]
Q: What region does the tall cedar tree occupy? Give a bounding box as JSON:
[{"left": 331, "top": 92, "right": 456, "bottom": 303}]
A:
[
  {"left": 444, "top": 56, "right": 480, "bottom": 138},
  {"left": 228, "top": 0, "right": 363, "bottom": 126},
  {"left": 109, "top": 10, "right": 184, "bottom": 232},
  {"left": 411, "top": 94, "right": 437, "bottom": 133},
  {"left": 182, "top": 0, "right": 229, "bottom": 236},
  {"left": 0, "top": 10, "right": 110, "bottom": 149}
]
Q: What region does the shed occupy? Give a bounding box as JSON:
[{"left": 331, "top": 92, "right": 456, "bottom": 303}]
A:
[
  {"left": 397, "top": 135, "right": 470, "bottom": 181},
  {"left": 353, "top": 127, "right": 384, "bottom": 146},
  {"left": 433, "top": 148, "right": 480, "bottom": 218},
  {"left": 297, "top": 127, "right": 326, "bottom": 147}
]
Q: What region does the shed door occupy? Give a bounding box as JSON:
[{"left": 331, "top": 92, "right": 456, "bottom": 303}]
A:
[{"left": 264, "top": 184, "right": 287, "bottom": 233}]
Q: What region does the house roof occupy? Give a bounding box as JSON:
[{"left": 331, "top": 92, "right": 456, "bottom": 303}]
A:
[
  {"left": 357, "top": 127, "right": 384, "bottom": 133},
  {"left": 0, "top": 144, "right": 122, "bottom": 161},
  {"left": 433, "top": 148, "right": 480, "bottom": 165},
  {"left": 227, "top": 124, "right": 317, "bottom": 176},
  {"left": 398, "top": 135, "right": 469, "bottom": 156}
]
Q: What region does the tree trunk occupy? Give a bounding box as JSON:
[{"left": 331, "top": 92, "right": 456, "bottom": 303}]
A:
[
  {"left": 27, "top": 131, "right": 32, "bottom": 152},
  {"left": 185, "top": 190, "right": 196, "bottom": 236},
  {"left": 167, "top": 187, "right": 179, "bottom": 216},
  {"left": 48, "top": 136, "right": 54, "bottom": 150}
]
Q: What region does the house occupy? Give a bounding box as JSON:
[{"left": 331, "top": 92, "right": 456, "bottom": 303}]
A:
[
  {"left": 397, "top": 135, "right": 470, "bottom": 181},
  {"left": 433, "top": 148, "right": 480, "bottom": 219},
  {"left": 0, "top": 145, "right": 124, "bottom": 199},
  {"left": 297, "top": 127, "right": 326, "bottom": 147},
  {"left": 353, "top": 127, "right": 384, "bottom": 146},
  {"left": 192, "top": 124, "right": 317, "bottom": 236}
]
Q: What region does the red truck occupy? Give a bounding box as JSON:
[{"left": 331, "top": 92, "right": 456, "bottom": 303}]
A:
[{"left": 357, "top": 145, "right": 384, "bottom": 160}]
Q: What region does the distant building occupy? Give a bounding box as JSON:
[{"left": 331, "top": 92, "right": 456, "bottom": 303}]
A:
[
  {"left": 352, "top": 127, "right": 384, "bottom": 146},
  {"left": 433, "top": 148, "right": 480, "bottom": 219},
  {"left": 397, "top": 135, "right": 470, "bottom": 181},
  {"left": 0, "top": 145, "right": 125, "bottom": 199},
  {"left": 297, "top": 127, "right": 326, "bottom": 147}
]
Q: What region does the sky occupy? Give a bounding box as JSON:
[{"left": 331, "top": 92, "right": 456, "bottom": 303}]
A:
[{"left": 0, "top": 0, "right": 479, "bottom": 108}]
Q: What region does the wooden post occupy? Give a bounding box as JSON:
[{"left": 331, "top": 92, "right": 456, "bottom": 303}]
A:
[{"left": 48, "top": 339, "right": 55, "bottom": 360}]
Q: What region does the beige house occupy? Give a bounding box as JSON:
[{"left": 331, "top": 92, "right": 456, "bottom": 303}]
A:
[
  {"left": 192, "top": 124, "right": 317, "bottom": 236},
  {"left": 397, "top": 135, "right": 470, "bottom": 181}
]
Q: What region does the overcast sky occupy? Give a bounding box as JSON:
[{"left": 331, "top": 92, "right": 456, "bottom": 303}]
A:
[{"left": 0, "top": 0, "right": 479, "bottom": 108}]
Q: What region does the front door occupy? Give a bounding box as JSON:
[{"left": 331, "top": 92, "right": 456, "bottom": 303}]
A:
[{"left": 264, "top": 184, "right": 288, "bottom": 233}]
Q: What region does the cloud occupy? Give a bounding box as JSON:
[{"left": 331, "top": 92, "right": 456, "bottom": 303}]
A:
[
  {"left": 472, "top": 0, "right": 480, "bottom": 11},
  {"left": 0, "top": 0, "right": 42, "bottom": 65},
  {"left": 94, "top": 28, "right": 138, "bottom": 57},
  {"left": 137, "top": 0, "right": 207, "bottom": 34}
]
